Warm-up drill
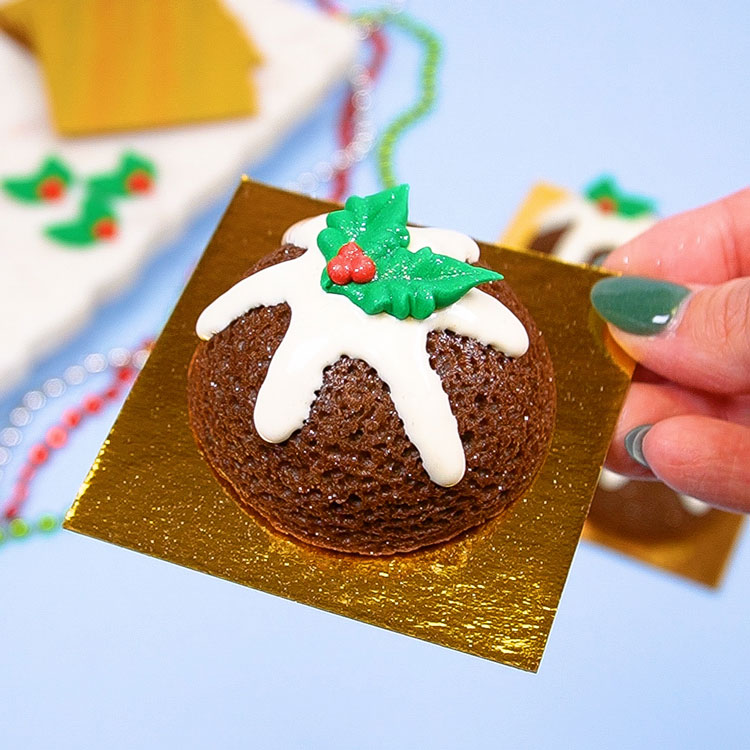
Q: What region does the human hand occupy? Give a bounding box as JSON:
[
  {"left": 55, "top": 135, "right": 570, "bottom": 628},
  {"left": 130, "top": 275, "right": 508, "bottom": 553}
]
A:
[{"left": 590, "top": 188, "right": 750, "bottom": 512}]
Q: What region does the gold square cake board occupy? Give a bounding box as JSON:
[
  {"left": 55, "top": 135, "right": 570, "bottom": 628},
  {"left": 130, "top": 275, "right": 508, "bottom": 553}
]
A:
[
  {"left": 501, "top": 182, "right": 745, "bottom": 588},
  {"left": 65, "top": 179, "right": 633, "bottom": 672}
]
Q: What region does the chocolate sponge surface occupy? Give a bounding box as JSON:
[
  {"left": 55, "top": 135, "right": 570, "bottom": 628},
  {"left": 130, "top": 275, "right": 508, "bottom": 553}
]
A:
[{"left": 188, "top": 244, "right": 556, "bottom": 555}]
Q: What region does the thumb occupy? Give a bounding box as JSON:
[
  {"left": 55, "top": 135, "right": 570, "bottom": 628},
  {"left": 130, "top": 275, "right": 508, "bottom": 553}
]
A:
[{"left": 591, "top": 275, "right": 750, "bottom": 394}]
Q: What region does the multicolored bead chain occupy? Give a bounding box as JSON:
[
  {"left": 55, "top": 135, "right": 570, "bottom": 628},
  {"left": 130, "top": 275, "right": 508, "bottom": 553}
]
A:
[
  {"left": 0, "top": 343, "right": 152, "bottom": 548},
  {"left": 311, "top": 2, "right": 442, "bottom": 194}
]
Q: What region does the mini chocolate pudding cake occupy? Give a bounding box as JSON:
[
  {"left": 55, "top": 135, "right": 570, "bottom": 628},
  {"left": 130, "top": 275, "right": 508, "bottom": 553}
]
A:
[
  {"left": 528, "top": 176, "right": 655, "bottom": 266},
  {"left": 528, "top": 225, "right": 613, "bottom": 267},
  {"left": 188, "top": 186, "right": 555, "bottom": 555}
]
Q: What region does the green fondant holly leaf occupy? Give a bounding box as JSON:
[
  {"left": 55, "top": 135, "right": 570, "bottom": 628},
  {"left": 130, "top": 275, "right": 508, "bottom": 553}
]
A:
[
  {"left": 325, "top": 244, "right": 501, "bottom": 320},
  {"left": 88, "top": 151, "right": 157, "bottom": 198},
  {"left": 2, "top": 156, "right": 73, "bottom": 203},
  {"left": 585, "top": 175, "right": 656, "bottom": 218},
  {"left": 615, "top": 194, "right": 657, "bottom": 218},
  {"left": 318, "top": 186, "right": 503, "bottom": 320},
  {"left": 319, "top": 184, "right": 410, "bottom": 262},
  {"left": 45, "top": 194, "right": 117, "bottom": 247}
]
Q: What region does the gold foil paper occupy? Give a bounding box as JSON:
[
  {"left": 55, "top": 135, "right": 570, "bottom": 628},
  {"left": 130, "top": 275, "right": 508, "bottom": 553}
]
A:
[
  {"left": 65, "top": 179, "right": 633, "bottom": 672},
  {"left": 501, "top": 182, "right": 744, "bottom": 587}
]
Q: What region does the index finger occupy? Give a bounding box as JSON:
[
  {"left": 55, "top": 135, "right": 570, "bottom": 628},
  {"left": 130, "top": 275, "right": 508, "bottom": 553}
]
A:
[{"left": 604, "top": 187, "right": 750, "bottom": 284}]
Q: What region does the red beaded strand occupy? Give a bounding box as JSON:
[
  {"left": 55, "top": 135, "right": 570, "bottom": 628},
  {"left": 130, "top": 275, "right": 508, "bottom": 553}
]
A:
[
  {"left": 2, "top": 366, "right": 134, "bottom": 520},
  {"left": 317, "top": 0, "right": 389, "bottom": 203},
  {"left": 1, "top": 342, "right": 151, "bottom": 524}
]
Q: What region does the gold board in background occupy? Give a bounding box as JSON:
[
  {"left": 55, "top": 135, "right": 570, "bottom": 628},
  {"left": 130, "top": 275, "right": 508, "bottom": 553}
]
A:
[
  {"left": 65, "top": 179, "right": 632, "bottom": 672},
  {"left": 0, "top": 0, "right": 33, "bottom": 48},
  {"left": 501, "top": 181, "right": 745, "bottom": 588},
  {"left": 0, "top": 0, "right": 261, "bottom": 135}
]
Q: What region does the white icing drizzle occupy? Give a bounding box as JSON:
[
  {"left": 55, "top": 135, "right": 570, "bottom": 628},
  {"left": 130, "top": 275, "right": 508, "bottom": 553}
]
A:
[
  {"left": 537, "top": 194, "right": 656, "bottom": 264},
  {"left": 197, "top": 214, "right": 529, "bottom": 487}
]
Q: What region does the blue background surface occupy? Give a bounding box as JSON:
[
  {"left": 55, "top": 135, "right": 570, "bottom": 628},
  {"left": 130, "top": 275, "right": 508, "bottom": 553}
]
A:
[{"left": 2, "top": 2, "right": 749, "bottom": 748}]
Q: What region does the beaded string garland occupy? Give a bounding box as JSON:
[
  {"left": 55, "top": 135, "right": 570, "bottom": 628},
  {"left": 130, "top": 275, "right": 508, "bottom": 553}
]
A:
[
  {"left": 0, "top": 3, "right": 445, "bottom": 548},
  {"left": 0, "top": 343, "right": 152, "bottom": 548}
]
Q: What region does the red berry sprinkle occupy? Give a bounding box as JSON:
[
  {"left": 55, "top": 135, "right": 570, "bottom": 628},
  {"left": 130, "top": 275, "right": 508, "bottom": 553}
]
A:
[
  {"left": 117, "top": 367, "right": 134, "bottom": 383},
  {"left": 104, "top": 386, "right": 120, "bottom": 400},
  {"left": 19, "top": 465, "right": 36, "bottom": 483},
  {"left": 93, "top": 218, "right": 117, "bottom": 240},
  {"left": 83, "top": 394, "right": 103, "bottom": 414},
  {"left": 350, "top": 255, "right": 376, "bottom": 283},
  {"left": 126, "top": 170, "right": 153, "bottom": 194},
  {"left": 62, "top": 408, "right": 82, "bottom": 428},
  {"left": 327, "top": 258, "right": 352, "bottom": 285},
  {"left": 45, "top": 425, "right": 68, "bottom": 449},
  {"left": 339, "top": 241, "right": 363, "bottom": 259},
  {"left": 29, "top": 444, "right": 49, "bottom": 466},
  {"left": 38, "top": 177, "right": 65, "bottom": 201},
  {"left": 327, "top": 242, "right": 376, "bottom": 285},
  {"left": 597, "top": 197, "right": 617, "bottom": 213}
]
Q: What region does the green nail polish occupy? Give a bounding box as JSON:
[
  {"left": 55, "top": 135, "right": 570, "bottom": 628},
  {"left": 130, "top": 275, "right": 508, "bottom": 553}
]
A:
[{"left": 590, "top": 276, "right": 690, "bottom": 335}]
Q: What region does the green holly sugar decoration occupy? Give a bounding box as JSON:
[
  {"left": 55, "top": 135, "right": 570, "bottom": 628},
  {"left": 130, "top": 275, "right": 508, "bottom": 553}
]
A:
[
  {"left": 45, "top": 193, "right": 117, "bottom": 247},
  {"left": 585, "top": 175, "right": 656, "bottom": 218},
  {"left": 318, "top": 185, "right": 502, "bottom": 320},
  {"left": 88, "top": 151, "right": 157, "bottom": 198},
  {"left": 2, "top": 156, "right": 73, "bottom": 203}
]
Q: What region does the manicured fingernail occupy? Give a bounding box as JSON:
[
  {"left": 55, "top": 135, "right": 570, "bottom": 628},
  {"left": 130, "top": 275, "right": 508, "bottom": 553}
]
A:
[
  {"left": 590, "top": 276, "right": 690, "bottom": 335},
  {"left": 624, "top": 424, "right": 652, "bottom": 468}
]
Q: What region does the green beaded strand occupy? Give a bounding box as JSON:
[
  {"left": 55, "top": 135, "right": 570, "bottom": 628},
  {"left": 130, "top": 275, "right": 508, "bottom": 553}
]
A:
[
  {"left": 0, "top": 512, "right": 64, "bottom": 548},
  {"left": 355, "top": 9, "right": 443, "bottom": 188}
]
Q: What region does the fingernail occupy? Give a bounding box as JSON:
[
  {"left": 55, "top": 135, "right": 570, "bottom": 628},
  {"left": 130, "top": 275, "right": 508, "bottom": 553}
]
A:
[
  {"left": 590, "top": 276, "right": 690, "bottom": 335},
  {"left": 624, "top": 424, "right": 652, "bottom": 468}
]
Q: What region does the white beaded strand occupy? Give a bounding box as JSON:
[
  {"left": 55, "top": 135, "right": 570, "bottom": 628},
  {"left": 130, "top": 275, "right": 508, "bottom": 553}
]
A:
[
  {"left": 286, "top": 55, "right": 376, "bottom": 196},
  {"left": 0, "top": 344, "right": 151, "bottom": 484}
]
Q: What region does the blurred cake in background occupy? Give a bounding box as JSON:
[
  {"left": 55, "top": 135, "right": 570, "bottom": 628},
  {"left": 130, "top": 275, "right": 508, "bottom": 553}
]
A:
[
  {"left": 520, "top": 176, "right": 656, "bottom": 266},
  {"left": 502, "top": 178, "right": 743, "bottom": 584},
  {"left": 0, "top": 0, "right": 358, "bottom": 393}
]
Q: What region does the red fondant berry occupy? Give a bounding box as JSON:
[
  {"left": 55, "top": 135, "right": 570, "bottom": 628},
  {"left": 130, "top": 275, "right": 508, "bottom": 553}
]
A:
[
  {"left": 93, "top": 218, "right": 117, "bottom": 240},
  {"left": 117, "top": 367, "right": 134, "bottom": 383},
  {"left": 597, "top": 197, "right": 617, "bottom": 213},
  {"left": 126, "top": 170, "right": 153, "bottom": 194},
  {"left": 83, "top": 394, "right": 103, "bottom": 414},
  {"left": 350, "top": 255, "right": 376, "bottom": 283},
  {"left": 327, "top": 258, "right": 352, "bottom": 285},
  {"left": 29, "top": 443, "right": 49, "bottom": 466},
  {"left": 19, "top": 465, "right": 36, "bottom": 483},
  {"left": 38, "top": 176, "right": 65, "bottom": 201},
  {"left": 45, "top": 425, "right": 68, "bottom": 449},
  {"left": 338, "top": 241, "right": 363, "bottom": 259},
  {"left": 62, "top": 408, "right": 82, "bottom": 428}
]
